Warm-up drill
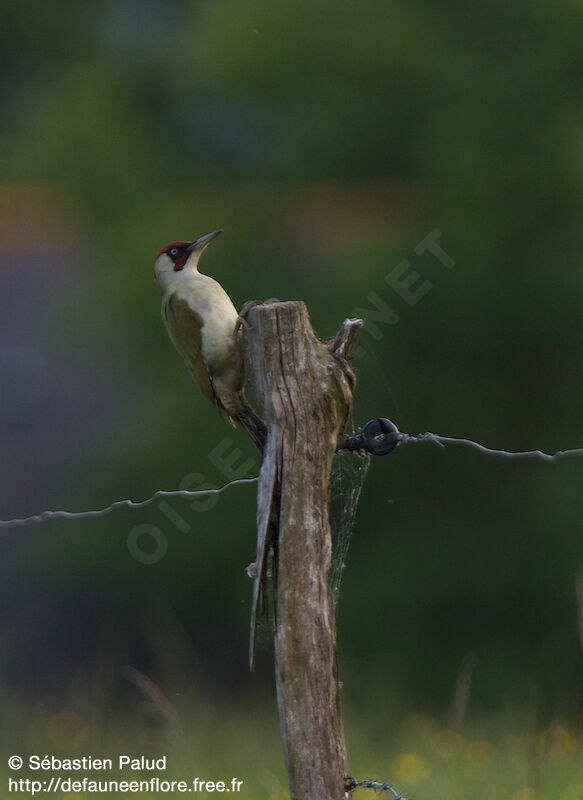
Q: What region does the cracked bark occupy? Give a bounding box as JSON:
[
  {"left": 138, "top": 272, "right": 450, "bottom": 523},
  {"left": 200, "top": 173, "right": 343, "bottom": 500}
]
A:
[{"left": 242, "top": 301, "right": 362, "bottom": 800}]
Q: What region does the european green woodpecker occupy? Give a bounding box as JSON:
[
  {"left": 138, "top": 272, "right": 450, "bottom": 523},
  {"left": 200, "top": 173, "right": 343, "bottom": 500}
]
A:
[{"left": 154, "top": 230, "right": 266, "bottom": 453}]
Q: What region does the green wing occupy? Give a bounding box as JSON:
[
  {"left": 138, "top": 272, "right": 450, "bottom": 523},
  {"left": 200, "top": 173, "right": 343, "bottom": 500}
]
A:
[{"left": 163, "top": 293, "right": 219, "bottom": 408}]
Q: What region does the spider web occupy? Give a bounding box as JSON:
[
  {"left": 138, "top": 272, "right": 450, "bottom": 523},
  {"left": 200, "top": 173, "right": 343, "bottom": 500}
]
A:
[{"left": 329, "top": 448, "right": 371, "bottom": 604}]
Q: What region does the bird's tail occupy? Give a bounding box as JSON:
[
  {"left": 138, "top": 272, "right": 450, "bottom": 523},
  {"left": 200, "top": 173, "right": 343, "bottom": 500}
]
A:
[
  {"left": 234, "top": 399, "right": 267, "bottom": 455},
  {"left": 221, "top": 389, "right": 267, "bottom": 455}
]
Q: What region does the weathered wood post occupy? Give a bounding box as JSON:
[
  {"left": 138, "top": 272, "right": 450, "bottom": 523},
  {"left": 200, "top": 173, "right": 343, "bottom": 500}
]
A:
[{"left": 242, "top": 301, "right": 362, "bottom": 800}]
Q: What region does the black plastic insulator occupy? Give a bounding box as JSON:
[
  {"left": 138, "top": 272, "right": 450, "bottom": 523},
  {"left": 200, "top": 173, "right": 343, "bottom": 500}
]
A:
[{"left": 336, "top": 418, "right": 401, "bottom": 456}]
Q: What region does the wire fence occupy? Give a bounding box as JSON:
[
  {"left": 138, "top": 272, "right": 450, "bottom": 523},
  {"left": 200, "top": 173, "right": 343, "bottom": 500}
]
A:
[
  {"left": 402, "top": 431, "right": 583, "bottom": 462},
  {"left": 2, "top": 429, "right": 583, "bottom": 529},
  {"left": 3, "top": 428, "right": 581, "bottom": 800},
  {"left": 345, "top": 776, "right": 408, "bottom": 798},
  {"left": 0, "top": 478, "right": 258, "bottom": 528}
]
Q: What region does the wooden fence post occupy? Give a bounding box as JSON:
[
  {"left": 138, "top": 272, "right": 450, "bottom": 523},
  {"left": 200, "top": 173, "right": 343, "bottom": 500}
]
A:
[{"left": 242, "top": 301, "right": 362, "bottom": 800}]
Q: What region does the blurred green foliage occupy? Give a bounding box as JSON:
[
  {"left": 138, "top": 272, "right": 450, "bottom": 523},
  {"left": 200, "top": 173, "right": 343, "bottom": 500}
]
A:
[{"left": 1, "top": 0, "right": 583, "bottom": 792}]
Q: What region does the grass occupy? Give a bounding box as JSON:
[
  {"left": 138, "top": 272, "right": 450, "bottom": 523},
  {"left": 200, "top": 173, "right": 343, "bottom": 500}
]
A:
[
  {"left": 346, "top": 713, "right": 582, "bottom": 800},
  {"left": 1, "top": 687, "right": 581, "bottom": 799}
]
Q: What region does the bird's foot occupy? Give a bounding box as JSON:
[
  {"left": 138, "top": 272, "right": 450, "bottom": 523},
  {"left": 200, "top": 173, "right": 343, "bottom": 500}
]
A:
[
  {"left": 235, "top": 300, "right": 262, "bottom": 331},
  {"left": 235, "top": 298, "right": 281, "bottom": 332}
]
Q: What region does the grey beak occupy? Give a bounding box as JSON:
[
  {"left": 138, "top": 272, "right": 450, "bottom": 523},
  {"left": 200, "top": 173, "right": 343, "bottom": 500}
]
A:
[{"left": 187, "top": 229, "right": 222, "bottom": 255}]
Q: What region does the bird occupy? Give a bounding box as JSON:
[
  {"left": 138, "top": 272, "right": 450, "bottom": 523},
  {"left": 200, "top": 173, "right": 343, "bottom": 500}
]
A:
[{"left": 154, "top": 230, "right": 266, "bottom": 453}]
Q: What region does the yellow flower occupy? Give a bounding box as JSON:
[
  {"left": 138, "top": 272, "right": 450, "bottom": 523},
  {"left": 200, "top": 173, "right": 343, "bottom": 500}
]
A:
[
  {"left": 429, "top": 728, "right": 464, "bottom": 759},
  {"left": 465, "top": 739, "right": 495, "bottom": 766},
  {"left": 547, "top": 726, "right": 574, "bottom": 760},
  {"left": 512, "top": 789, "right": 548, "bottom": 800},
  {"left": 391, "top": 753, "right": 430, "bottom": 784},
  {"left": 46, "top": 710, "right": 88, "bottom": 747}
]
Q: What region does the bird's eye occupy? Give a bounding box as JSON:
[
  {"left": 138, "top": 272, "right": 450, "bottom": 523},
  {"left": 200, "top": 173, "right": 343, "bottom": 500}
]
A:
[{"left": 169, "top": 248, "right": 179, "bottom": 257}]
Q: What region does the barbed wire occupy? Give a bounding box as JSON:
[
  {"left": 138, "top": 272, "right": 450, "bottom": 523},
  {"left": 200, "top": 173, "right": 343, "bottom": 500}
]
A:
[
  {"left": 345, "top": 776, "right": 407, "bottom": 798},
  {"left": 1, "top": 428, "right": 582, "bottom": 529}
]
